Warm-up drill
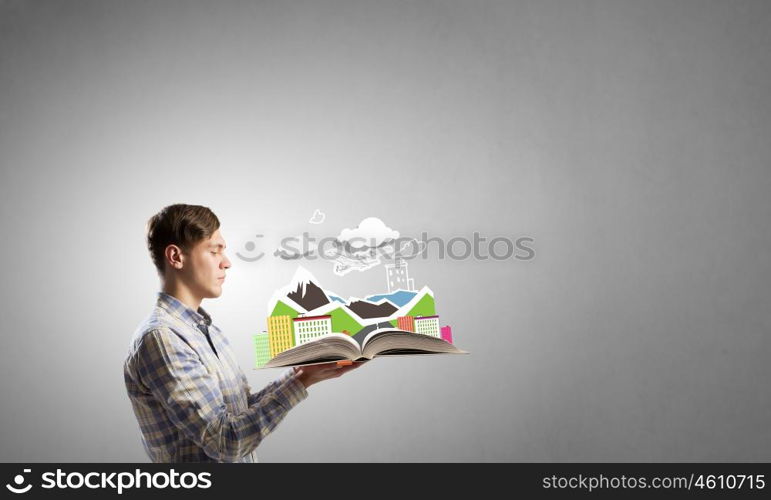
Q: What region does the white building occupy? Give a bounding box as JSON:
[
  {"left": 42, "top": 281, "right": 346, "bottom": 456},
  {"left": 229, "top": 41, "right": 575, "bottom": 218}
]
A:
[
  {"left": 414, "top": 315, "right": 440, "bottom": 338},
  {"left": 293, "top": 315, "right": 333, "bottom": 346},
  {"left": 385, "top": 258, "right": 415, "bottom": 293}
]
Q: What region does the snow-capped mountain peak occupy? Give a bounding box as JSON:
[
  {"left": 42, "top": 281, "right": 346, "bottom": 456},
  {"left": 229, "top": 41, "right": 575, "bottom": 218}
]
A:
[{"left": 289, "top": 266, "right": 320, "bottom": 298}]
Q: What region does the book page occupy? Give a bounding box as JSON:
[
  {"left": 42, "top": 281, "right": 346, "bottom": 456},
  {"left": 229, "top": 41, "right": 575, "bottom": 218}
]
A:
[
  {"left": 262, "top": 333, "right": 361, "bottom": 368},
  {"left": 361, "top": 330, "right": 468, "bottom": 359}
]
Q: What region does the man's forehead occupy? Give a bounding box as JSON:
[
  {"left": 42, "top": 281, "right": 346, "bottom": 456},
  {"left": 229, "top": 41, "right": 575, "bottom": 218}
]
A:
[{"left": 206, "top": 231, "right": 226, "bottom": 248}]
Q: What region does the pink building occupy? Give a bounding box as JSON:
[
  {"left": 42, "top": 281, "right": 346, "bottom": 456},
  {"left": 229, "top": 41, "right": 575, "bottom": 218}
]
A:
[{"left": 440, "top": 325, "right": 453, "bottom": 344}]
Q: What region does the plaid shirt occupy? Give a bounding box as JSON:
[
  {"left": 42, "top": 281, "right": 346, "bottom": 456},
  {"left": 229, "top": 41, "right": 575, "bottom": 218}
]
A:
[{"left": 124, "top": 292, "right": 308, "bottom": 463}]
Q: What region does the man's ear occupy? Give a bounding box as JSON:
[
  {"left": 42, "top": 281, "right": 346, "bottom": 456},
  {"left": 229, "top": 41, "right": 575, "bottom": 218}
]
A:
[{"left": 164, "top": 244, "right": 185, "bottom": 270}]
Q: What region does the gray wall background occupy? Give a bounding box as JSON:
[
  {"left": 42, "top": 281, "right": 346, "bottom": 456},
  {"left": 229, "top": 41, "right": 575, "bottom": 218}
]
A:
[{"left": 1, "top": 0, "right": 770, "bottom": 462}]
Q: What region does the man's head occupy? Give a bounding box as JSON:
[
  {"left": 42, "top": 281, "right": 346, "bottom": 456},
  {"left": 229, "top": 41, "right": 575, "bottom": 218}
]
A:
[{"left": 146, "top": 204, "right": 231, "bottom": 299}]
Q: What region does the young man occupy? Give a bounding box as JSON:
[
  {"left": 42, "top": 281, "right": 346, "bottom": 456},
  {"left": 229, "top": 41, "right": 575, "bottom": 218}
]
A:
[{"left": 124, "top": 204, "right": 363, "bottom": 462}]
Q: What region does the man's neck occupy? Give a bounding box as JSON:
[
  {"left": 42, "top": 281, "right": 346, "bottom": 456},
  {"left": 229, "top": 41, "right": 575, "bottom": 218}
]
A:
[{"left": 162, "top": 281, "right": 202, "bottom": 311}]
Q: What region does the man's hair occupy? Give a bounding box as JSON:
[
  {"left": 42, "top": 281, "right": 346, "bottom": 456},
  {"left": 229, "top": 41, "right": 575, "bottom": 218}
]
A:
[{"left": 146, "top": 204, "right": 220, "bottom": 275}]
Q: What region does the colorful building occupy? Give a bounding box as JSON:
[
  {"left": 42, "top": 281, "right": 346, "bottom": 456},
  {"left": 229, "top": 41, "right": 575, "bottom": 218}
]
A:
[
  {"left": 293, "top": 315, "right": 332, "bottom": 346},
  {"left": 414, "top": 315, "right": 440, "bottom": 338},
  {"left": 397, "top": 315, "right": 415, "bottom": 332},
  {"left": 253, "top": 332, "right": 271, "bottom": 367},
  {"left": 267, "top": 315, "right": 294, "bottom": 357},
  {"left": 440, "top": 325, "right": 453, "bottom": 344}
]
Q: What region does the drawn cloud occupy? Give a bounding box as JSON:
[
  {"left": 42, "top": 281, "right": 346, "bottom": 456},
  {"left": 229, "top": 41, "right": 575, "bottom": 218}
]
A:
[
  {"left": 324, "top": 217, "right": 401, "bottom": 276},
  {"left": 337, "top": 217, "right": 399, "bottom": 251}
]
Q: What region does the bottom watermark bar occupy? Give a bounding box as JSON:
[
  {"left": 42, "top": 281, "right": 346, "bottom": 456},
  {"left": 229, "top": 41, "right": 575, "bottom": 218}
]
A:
[{"left": 0, "top": 463, "right": 767, "bottom": 498}]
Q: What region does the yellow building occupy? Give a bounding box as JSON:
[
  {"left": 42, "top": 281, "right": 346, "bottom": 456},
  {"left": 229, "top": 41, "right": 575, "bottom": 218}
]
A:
[{"left": 267, "top": 315, "right": 294, "bottom": 357}]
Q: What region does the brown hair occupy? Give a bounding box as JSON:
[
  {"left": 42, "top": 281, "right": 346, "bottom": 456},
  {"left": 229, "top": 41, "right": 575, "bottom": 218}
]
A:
[{"left": 146, "top": 204, "right": 220, "bottom": 275}]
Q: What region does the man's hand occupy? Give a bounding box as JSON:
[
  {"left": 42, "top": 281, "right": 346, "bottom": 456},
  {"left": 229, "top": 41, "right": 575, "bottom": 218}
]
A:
[{"left": 292, "top": 361, "right": 367, "bottom": 389}]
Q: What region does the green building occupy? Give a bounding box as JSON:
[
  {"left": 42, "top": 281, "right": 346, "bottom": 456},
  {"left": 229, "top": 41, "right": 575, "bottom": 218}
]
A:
[{"left": 253, "top": 332, "right": 271, "bottom": 368}]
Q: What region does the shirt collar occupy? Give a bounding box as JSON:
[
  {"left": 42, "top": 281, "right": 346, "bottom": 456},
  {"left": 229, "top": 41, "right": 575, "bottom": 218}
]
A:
[{"left": 156, "top": 292, "right": 213, "bottom": 330}]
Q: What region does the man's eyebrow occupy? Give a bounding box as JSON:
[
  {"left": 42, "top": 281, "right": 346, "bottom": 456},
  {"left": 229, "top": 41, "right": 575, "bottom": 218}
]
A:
[{"left": 209, "top": 243, "right": 226, "bottom": 249}]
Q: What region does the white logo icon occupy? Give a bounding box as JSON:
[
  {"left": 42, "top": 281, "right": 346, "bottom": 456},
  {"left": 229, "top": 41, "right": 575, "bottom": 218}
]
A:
[{"left": 5, "top": 469, "right": 32, "bottom": 494}]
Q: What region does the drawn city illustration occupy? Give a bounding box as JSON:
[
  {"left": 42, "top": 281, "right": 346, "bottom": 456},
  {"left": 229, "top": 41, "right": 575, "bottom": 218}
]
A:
[{"left": 253, "top": 262, "right": 454, "bottom": 368}]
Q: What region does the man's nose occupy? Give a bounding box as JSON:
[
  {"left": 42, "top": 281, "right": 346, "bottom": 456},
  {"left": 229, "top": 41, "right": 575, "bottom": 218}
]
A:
[{"left": 222, "top": 253, "right": 232, "bottom": 269}]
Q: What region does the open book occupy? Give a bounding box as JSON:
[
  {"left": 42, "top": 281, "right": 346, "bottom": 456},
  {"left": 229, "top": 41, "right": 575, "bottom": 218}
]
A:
[{"left": 260, "top": 329, "right": 468, "bottom": 368}]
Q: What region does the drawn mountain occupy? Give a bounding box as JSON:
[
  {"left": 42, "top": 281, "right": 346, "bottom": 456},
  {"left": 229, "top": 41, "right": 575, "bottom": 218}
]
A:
[
  {"left": 270, "top": 298, "right": 302, "bottom": 319},
  {"left": 267, "top": 266, "right": 436, "bottom": 337},
  {"left": 285, "top": 267, "right": 330, "bottom": 311},
  {"left": 401, "top": 291, "right": 436, "bottom": 318},
  {"left": 347, "top": 299, "right": 398, "bottom": 319},
  {"left": 324, "top": 305, "right": 363, "bottom": 336},
  {"left": 365, "top": 290, "right": 417, "bottom": 308}
]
